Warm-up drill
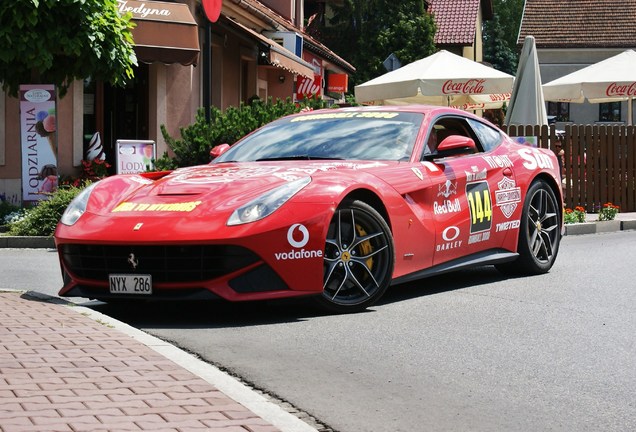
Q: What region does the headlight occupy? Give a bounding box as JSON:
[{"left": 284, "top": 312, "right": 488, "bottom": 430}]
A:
[
  {"left": 227, "top": 177, "right": 311, "bottom": 226},
  {"left": 60, "top": 182, "right": 98, "bottom": 226}
]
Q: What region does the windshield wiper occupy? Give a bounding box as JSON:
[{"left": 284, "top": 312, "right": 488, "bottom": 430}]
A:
[{"left": 255, "top": 155, "right": 344, "bottom": 161}]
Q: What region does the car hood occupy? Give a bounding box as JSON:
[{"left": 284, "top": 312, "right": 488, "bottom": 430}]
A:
[{"left": 97, "top": 161, "right": 394, "bottom": 215}]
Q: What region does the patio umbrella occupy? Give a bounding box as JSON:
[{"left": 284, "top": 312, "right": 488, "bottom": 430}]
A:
[
  {"left": 354, "top": 50, "right": 514, "bottom": 108},
  {"left": 505, "top": 36, "right": 548, "bottom": 126},
  {"left": 542, "top": 49, "right": 636, "bottom": 125}
]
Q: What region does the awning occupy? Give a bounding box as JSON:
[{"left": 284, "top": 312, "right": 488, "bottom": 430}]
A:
[
  {"left": 119, "top": 0, "right": 200, "bottom": 66},
  {"left": 227, "top": 19, "right": 314, "bottom": 79}
]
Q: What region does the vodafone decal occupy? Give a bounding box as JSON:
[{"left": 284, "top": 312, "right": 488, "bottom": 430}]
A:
[{"left": 275, "top": 224, "right": 323, "bottom": 261}]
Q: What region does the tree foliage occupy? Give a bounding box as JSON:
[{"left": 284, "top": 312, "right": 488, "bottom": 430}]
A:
[
  {"left": 316, "top": 0, "right": 436, "bottom": 89},
  {"left": 483, "top": 0, "right": 525, "bottom": 75},
  {"left": 0, "top": 0, "right": 137, "bottom": 97}
]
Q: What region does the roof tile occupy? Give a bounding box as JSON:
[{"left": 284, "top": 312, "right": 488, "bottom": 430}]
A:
[
  {"left": 519, "top": 0, "right": 636, "bottom": 48},
  {"left": 430, "top": 0, "right": 480, "bottom": 45}
]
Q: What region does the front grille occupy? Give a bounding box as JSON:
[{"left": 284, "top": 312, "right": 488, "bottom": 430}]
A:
[{"left": 60, "top": 244, "right": 260, "bottom": 283}]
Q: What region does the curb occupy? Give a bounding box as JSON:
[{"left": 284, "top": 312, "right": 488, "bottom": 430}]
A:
[
  {"left": 0, "top": 235, "right": 55, "bottom": 248},
  {"left": 565, "top": 219, "right": 636, "bottom": 236}
]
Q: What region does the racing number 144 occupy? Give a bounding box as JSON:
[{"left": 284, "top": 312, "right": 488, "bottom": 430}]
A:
[{"left": 466, "top": 181, "right": 492, "bottom": 232}]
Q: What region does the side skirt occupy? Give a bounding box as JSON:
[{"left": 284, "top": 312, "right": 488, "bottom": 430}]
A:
[{"left": 391, "top": 249, "right": 518, "bottom": 286}]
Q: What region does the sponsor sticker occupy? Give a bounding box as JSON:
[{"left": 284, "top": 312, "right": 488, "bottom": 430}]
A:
[
  {"left": 436, "top": 226, "right": 463, "bottom": 252},
  {"left": 411, "top": 167, "right": 424, "bottom": 181},
  {"left": 518, "top": 148, "right": 554, "bottom": 170},
  {"left": 434, "top": 180, "right": 461, "bottom": 215},
  {"left": 421, "top": 161, "right": 441, "bottom": 173},
  {"left": 495, "top": 177, "right": 521, "bottom": 218},
  {"left": 468, "top": 231, "right": 491, "bottom": 244},
  {"left": 465, "top": 167, "right": 488, "bottom": 182},
  {"left": 437, "top": 180, "right": 457, "bottom": 198},
  {"left": 112, "top": 201, "right": 202, "bottom": 212},
  {"left": 496, "top": 220, "right": 521, "bottom": 232},
  {"left": 434, "top": 199, "right": 461, "bottom": 215},
  {"left": 483, "top": 155, "right": 513, "bottom": 168},
  {"left": 275, "top": 224, "right": 323, "bottom": 261}
]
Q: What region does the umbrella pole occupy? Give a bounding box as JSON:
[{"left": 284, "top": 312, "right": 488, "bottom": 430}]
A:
[{"left": 629, "top": 97, "right": 633, "bottom": 126}]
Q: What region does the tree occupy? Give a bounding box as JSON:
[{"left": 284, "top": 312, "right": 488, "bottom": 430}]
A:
[
  {"left": 483, "top": 0, "right": 524, "bottom": 75},
  {"left": 0, "top": 0, "right": 137, "bottom": 98},
  {"left": 316, "top": 0, "right": 436, "bottom": 89},
  {"left": 483, "top": 12, "right": 518, "bottom": 75}
]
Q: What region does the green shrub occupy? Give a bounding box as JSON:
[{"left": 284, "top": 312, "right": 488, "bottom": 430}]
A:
[
  {"left": 0, "top": 194, "right": 21, "bottom": 224},
  {"left": 7, "top": 184, "right": 89, "bottom": 237},
  {"left": 156, "top": 97, "right": 330, "bottom": 170}
]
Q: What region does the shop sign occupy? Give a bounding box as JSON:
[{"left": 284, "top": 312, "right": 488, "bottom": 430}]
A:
[
  {"left": 202, "top": 0, "right": 222, "bottom": 22},
  {"left": 19, "top": 84, "right": 58, "bottom": 202},
  {"left": 296, "top": 52, "right": 322, "bottom": 100},
  {"left": 327, "top": 73, "right": 348, "bottom": 93},
  {"left": 116, "top": 140, "right": 156, "bottom": 174}
]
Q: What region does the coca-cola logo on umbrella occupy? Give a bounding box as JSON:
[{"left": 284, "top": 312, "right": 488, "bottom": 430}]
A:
[
  {"left": 442, "top": 79, "right": 486, "bottom": 95},
  {"left": 605, "top": 82, "right": 636, "bottom": 97}
]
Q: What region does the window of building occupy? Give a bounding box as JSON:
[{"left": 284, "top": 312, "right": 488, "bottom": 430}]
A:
[
  {"left": 599, "top": 102, "right": 621, "bottom": 122},
  {"left": 547, "top": 102, "right": 570, "bottom": 122}
]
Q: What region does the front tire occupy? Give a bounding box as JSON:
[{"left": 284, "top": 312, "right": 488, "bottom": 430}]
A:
[
  {"left": 497, "top": 179, "right": 561, "bottom": 275},
  {"left": 314, "top": 200, "right": 395, "bottom": 313}
]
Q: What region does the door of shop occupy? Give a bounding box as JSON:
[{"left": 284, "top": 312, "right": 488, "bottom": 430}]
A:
[{"left": 83, "top": 64, "right": 149, "bottom": 173}]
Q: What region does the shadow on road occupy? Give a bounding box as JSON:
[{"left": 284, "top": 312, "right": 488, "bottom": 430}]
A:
[{"left": 84, "top": 265, "right": 511, "bottom": 329}]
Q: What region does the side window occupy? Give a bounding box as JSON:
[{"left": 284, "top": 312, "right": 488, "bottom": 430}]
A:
[
  {"left": 467, "top": 118, "right": 502, "bottom": 152},
  {"left": 423, "top": 116, "right": 481, "bottom": 159}
]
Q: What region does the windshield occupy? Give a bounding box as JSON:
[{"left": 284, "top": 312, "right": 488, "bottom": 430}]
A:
[{"left": 214, "top": 111, "right": 424, "bottom": 163}]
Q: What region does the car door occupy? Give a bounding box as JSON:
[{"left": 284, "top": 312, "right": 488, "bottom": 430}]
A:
[{"left": 421, "top": 115, "right": 518, "bottom": 266}]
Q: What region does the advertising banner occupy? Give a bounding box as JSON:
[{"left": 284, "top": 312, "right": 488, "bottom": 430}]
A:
[
  {"left": 19, "top": 84, "right": 58, "bottom": 202},
  {"left": 327, "top": 73, "right": 348, "bottom": 93},
  {"left": 296, "top": 51, "right": 323, "bottom": 100},
  {"left": 116, "top": 140, "right": 156, "bottom": 174}
]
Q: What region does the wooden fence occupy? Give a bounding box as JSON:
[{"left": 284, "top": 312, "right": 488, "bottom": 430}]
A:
[{"left": 502, "top": 124, "right": 636, "bottom": 213}]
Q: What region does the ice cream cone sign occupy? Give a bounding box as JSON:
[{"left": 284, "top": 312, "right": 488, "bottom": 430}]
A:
[{"left": 86, "top": 132, "right": 106, "bottom": 161}]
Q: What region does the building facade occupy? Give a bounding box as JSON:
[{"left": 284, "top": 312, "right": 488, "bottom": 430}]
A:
[
  {"left": 519, "top": 0, "right": 636, "bottom": 126},
  {"left": 0, "top": 0, "right": 492, "bottom": 203},
  {"left": 0, "top": 0, "right": 354, "bottom": 204}
]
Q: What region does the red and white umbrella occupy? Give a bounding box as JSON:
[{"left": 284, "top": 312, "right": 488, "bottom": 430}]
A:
[
  {"left": 542, "top": 49, "right": 636, "bottom": 125},
  {"left": 354, "top": 50, "right": 514, "bottom": 108}
]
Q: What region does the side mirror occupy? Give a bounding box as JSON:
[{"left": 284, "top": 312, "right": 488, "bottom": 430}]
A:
[
  {"left": 210, "top": 143, "right": 230, "bottom": 159},
  {"left": 437, "top": 135, "right": 477, "bottom": 153}
]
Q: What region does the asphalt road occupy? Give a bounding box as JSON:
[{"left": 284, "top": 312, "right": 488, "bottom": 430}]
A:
[{"left": 2, "top": 231, "right": 636, "bottom": 431}]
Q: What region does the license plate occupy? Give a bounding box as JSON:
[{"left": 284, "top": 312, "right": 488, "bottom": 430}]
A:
[{"left": 109, "top": 274, "right": 152, "bottom": 295}]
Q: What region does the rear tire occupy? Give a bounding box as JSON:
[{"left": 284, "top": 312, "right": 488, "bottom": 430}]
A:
[
  {"left": 314, "top": 200, "right": 394, "bottom": 313},
  {"left": 496, "top": 180, "right": 561, "bottom": 275}
]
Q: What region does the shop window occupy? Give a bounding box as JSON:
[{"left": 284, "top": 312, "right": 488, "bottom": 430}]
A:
[
  {"left": 547, "top": 102, "right": 570, "bottom": 122},
  {"left": 599, "top": 102, "right": 621, "bottom": 122}
]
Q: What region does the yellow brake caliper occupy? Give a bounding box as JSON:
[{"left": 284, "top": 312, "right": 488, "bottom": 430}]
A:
[{"left": 355, "top": 224, "right": 374, "bottom": 270}]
